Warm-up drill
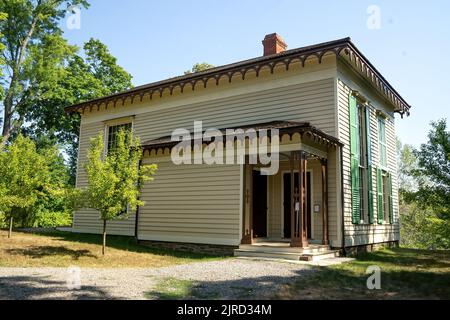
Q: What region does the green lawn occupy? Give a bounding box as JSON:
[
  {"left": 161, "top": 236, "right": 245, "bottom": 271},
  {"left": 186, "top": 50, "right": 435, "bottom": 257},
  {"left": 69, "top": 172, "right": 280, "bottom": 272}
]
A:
[
  {"left": 0, "top": 230, "right": 223, "bottom": 268},
  {"left": 277, "top": 248, "right": 450, "bottom": 300}
]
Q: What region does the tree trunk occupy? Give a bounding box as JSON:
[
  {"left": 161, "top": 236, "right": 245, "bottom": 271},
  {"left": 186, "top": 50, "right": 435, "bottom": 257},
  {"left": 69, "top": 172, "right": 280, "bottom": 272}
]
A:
[
  {"left": 8, "top": 216, "right": 13, "bottom": 238},
  {"left": 102, "top": 219, "right": 107, "bottom": 256}
]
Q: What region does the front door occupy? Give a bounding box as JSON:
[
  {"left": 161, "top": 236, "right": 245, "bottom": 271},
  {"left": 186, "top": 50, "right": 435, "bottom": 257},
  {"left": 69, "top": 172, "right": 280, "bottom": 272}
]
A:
[
  {"left": 283, "top": 172, "right": 311, "bottom": 239},
  {"left": 252, "top": 170, "right": 267, "bottom": 238}
]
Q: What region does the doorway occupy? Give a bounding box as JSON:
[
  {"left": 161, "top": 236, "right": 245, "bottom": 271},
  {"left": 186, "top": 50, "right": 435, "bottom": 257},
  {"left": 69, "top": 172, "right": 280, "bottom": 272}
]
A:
[
  {"left": 252, "top": 170, "right": 267, "bottom": 238},
  {"left": 283, "top": 172, "right": 312, "bottom": 239}
]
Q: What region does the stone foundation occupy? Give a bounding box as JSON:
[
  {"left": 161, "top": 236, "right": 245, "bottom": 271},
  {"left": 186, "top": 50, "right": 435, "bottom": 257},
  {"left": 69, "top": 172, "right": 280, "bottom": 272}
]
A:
[
  {"left": 139, "top": 240, "right": 238, "bottom": 256},
  {"left": 339, "top": 240, "right": 400, "bottom": 257}
]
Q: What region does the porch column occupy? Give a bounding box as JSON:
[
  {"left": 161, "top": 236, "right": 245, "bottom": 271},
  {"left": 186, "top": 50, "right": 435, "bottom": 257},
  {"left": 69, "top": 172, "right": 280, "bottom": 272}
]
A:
[
  {"left": 241, "top": 162, "right": 253, "bottom": 244},
  {"left": 291, "top": 151, "right": 308, "bottom": 248},
  {"left": 321, "top": 159, "right": 329, "bottom": 245}
]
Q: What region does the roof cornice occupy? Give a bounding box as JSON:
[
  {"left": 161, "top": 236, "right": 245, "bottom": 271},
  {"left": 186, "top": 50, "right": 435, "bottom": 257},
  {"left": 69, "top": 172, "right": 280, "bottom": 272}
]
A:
[{"left": 65, "top": 37, "right": 411, "bottom": 117}]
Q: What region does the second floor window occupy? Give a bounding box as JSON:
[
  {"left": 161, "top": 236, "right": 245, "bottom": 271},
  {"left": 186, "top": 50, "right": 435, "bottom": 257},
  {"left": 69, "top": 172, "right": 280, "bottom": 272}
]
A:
[
  {"left": 357, "top": 104, "right": 369, "bottom": 223},
  {"left": 378, "top": 117, "right": 387, "bottom": 168},
  {"left": 107, "top": 122, "right": 132, "bottom": 153},
  {"left": 349, "top": 93, "right": 374, "bottom": 225}
]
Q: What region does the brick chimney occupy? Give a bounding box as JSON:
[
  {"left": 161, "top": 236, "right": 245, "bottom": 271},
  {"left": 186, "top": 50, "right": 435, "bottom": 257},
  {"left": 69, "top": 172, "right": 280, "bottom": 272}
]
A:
[{"left": 262, "top": 33, "right": 287, "bottom": 56}]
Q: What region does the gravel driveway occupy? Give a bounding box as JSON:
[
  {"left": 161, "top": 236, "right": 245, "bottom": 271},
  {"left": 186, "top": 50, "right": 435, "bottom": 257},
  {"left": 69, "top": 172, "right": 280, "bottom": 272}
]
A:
[{"left": 0, "top": 257, "right": 351, "bottom": 300}]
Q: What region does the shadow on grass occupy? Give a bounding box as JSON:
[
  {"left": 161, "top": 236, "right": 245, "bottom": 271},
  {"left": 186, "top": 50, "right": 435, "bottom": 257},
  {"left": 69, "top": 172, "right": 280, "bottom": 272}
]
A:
[
  {"left": 6, "top": 246, "right": 97, "bottom": 261},
  {"left": 281, "top": 248, "right": 450, "bottom": 300},
  {"left": 146, "top": 248, "right": 450, "bottom": 300},
  {"left": 28, "top": 230, "right": 222, "bottom": 260},
  {"left": 354, "top": 248, "right": 450, "bottom": 269},
  {"left": 0, "top": 275, "right": 116, "bottom": 300}
]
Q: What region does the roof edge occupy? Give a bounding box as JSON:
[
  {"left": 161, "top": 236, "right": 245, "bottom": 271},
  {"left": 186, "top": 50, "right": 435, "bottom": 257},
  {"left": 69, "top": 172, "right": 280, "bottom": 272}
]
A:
[{"left": 65, "top": 37, "right": 411, "bottom": 117}]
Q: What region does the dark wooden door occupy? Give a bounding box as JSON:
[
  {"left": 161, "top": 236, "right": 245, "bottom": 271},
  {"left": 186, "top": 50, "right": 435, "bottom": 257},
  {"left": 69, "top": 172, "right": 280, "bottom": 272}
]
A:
[
  {"left": 252, "top": 170, "right": 267, "bottom": 238},
  {"left": 283, "top": 172, "right": 311, "bottom": 239}
]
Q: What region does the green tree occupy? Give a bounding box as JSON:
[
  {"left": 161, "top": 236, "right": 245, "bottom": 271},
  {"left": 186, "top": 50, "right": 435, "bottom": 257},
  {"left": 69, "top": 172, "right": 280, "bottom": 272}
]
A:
[
  {"left": 26, "top": 38, "right": 133, "bottom": 183},
  {"left": 184, "top": 62, "right": 215, "bottom": 75},
  {"left": 0, "top": 0, "right": 89, "bottom": 145},
  {"left": 399, "top": 119, "right": 450, "bottom": 249},
  {"left": 0, "top": 135, "right": 51, "bottom": 237},
  {"left": 83, "top": 130, "right": 157, "bottom": 255}
]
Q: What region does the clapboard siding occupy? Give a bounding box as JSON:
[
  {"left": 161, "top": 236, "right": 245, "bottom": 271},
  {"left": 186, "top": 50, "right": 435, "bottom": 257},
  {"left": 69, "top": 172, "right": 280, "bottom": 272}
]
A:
[
  {"left": 137, "top": 156, "right": 241, "bottom": 246},
  {"left": 133, "top": 78, "right": 337, "bottom": 142},
  {"left": 337, "top": 65, "right": 400, "bottom": 246}
]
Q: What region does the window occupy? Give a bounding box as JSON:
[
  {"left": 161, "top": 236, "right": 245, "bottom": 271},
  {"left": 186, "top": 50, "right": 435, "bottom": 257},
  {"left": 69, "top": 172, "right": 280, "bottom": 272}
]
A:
[
  {"left": 106, "top": 122, "right": 132, "bottom": 153},
  {"left": 378, "top": 117, "right": 387, "bottom": 168},
  {"left": 349, "top": 93, "right": 374, "bottom": 225},
  {"left": 357, "top": 104, "right": 369, "bottom": 223},
  {"left": 382, "top": 172, "right": 390, "bottom": 222},
  {"left": 377, "top": 168, "right": 393, "bottom": 224}
]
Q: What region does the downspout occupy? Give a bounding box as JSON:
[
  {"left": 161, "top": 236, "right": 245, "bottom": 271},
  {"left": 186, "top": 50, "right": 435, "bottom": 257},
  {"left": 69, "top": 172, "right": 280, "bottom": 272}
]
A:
[
  {"left": 134, "top": 159, "right": 142, "bottom": 241},
  {"left": 340, "top": 145, "right": 347, "bottom": 256}
]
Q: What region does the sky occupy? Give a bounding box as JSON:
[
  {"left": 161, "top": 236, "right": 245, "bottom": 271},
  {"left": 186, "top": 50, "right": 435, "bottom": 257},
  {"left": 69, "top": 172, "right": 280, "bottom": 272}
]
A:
[{"left": 61, "top": 0, "right": 450, "bottom": 147}]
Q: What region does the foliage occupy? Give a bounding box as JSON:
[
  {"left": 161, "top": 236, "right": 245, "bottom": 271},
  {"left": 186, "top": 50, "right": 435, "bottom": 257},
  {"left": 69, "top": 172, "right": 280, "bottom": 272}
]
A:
[
  {"left": 0, "top": 1, "right": 132, "bottom": 184},
  {"left": 184, "top": 62, "right": 215, "bottom": 75},
  {"left": 0, "top": 134, "right": 75, "bottom": 230},
  {"left": 0, "top": 0, "right": 89, "bottom": 143},
  {"left": 398, "top": 119, "right": 450, "bottom": 249},
  {"left": 0, "top": 135, "right": 50, "bottom": 230},
  {"left": 22, "top": 38, "right": 133, "bottom": 184}
]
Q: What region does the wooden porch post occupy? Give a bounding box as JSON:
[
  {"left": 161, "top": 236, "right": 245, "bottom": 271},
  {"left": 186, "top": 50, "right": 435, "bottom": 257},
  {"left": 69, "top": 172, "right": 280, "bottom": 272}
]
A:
[
  {"left": 301, "top": 151, "right": 308, "bottom": 247},
  {"left": 291, "top": 151, "right": 308, "bottom": 248},
  {"left": 321, "top": 159, "right": 329, "bottom": 245},
  {"left": 290, "top": 152, "right": 298, "bottom": 246},
  {"left": 241, "top": 162, "right": 253, "bottom": 244}
]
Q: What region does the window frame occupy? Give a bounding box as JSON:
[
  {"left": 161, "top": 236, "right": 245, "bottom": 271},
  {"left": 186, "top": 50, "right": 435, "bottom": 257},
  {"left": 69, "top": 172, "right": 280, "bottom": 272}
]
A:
[
  {"left": 103, "top": 116, "right": 134, "bottom": 155},
  {"left": 377, "top": 116, "right": 387, "bottom": 170},
  {"left": 357, "top": 102, "right": 370, "bottom": 224}
]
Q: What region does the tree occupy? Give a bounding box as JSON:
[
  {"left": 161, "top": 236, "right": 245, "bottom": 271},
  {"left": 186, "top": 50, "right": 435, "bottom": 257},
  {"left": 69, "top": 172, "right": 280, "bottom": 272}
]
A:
[
  {"left": 0, "top": 0, "right": 89, "bottom": 145},
  {"left": 0, "top": 135, "right": 51, "bottom": 237},
  {"left": 25, "top": 38, "right": 133, "bottom": 183},
  {"left": 399, "top": 119, "right": 450, "bottom": 249},
  {"left": 83, "top": 130, "right": 157, "bottom": 255},
  {"left": 184, "top": 62, "right": 215, "bottom": 75}
]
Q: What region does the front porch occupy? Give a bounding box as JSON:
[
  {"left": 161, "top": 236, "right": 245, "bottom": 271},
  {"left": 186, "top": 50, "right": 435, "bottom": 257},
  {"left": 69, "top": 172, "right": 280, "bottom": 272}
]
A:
[{"left": 238, "top": 122, "right": 343, "bottom": 260}]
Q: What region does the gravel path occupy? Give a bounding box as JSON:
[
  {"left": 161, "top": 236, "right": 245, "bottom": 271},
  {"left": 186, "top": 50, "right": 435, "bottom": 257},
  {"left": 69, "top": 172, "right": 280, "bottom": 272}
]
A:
[{"left": 0, "top": 258, "right": 350, "bottom": 300}]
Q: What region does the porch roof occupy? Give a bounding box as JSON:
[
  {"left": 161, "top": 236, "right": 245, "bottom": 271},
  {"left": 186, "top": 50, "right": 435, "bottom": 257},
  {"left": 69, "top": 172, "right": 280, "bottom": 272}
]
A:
[{"left": 141, "top": 120, "right": 343, "bottom": 154}]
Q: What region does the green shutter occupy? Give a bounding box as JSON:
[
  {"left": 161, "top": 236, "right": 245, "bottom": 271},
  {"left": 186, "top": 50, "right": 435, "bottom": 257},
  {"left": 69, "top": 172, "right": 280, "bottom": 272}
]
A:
[
  {"left": 388, "top": 173, "right": 394, "bottom": 224},
  {"left": 376, "top": 168, "right": 383, "bottom": 224},
  {"left": 365, "top": 108, "right": 374, "bottom": 224},
  {"left": 349, "top": 95, "right": 360, "bottom": 224}
]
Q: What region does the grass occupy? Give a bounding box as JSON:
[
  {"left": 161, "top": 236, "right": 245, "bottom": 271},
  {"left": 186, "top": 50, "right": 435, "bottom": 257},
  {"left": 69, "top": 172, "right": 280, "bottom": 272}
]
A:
[
  {"left": 146, "top": 278, "right": 195, "bottom": 300},
  {"left": 277, "top": 248, "right": 450, "bottom": 300},
  {"left": 0, "top": 229, "right": 223, "bottom": 268}
]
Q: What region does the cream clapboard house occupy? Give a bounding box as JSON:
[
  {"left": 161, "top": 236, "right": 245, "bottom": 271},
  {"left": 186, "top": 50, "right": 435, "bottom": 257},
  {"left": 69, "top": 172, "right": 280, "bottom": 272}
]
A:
[{"left": 66, "top": 34, "right": 411, "bottom": 259}]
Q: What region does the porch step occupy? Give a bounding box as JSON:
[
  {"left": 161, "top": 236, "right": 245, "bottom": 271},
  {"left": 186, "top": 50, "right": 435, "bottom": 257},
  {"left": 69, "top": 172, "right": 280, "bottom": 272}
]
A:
[
  {"left": 234, "top": 245, "right": 339, "bottom": 262},
  {"left": 238, "top": 244, "right": 331, "bottom": 254}
]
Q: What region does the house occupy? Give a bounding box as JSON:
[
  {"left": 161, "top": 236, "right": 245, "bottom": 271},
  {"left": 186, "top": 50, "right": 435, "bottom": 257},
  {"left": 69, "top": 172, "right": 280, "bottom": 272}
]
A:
[{"left": 65, "top": 34, "right": 410, "bottom": 259}]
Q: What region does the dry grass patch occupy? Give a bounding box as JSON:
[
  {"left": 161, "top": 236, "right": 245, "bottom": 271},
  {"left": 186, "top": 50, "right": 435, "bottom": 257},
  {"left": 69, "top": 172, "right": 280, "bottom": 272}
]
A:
[{"left": 0, "top": 230, "right": 222, "bottom": 268}]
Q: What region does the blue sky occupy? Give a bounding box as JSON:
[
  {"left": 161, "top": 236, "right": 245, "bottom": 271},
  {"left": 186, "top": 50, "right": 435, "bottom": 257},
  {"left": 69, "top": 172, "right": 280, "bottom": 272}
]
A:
[{"left": 62, "top": 0, "right": 450, "bottom": 147}]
